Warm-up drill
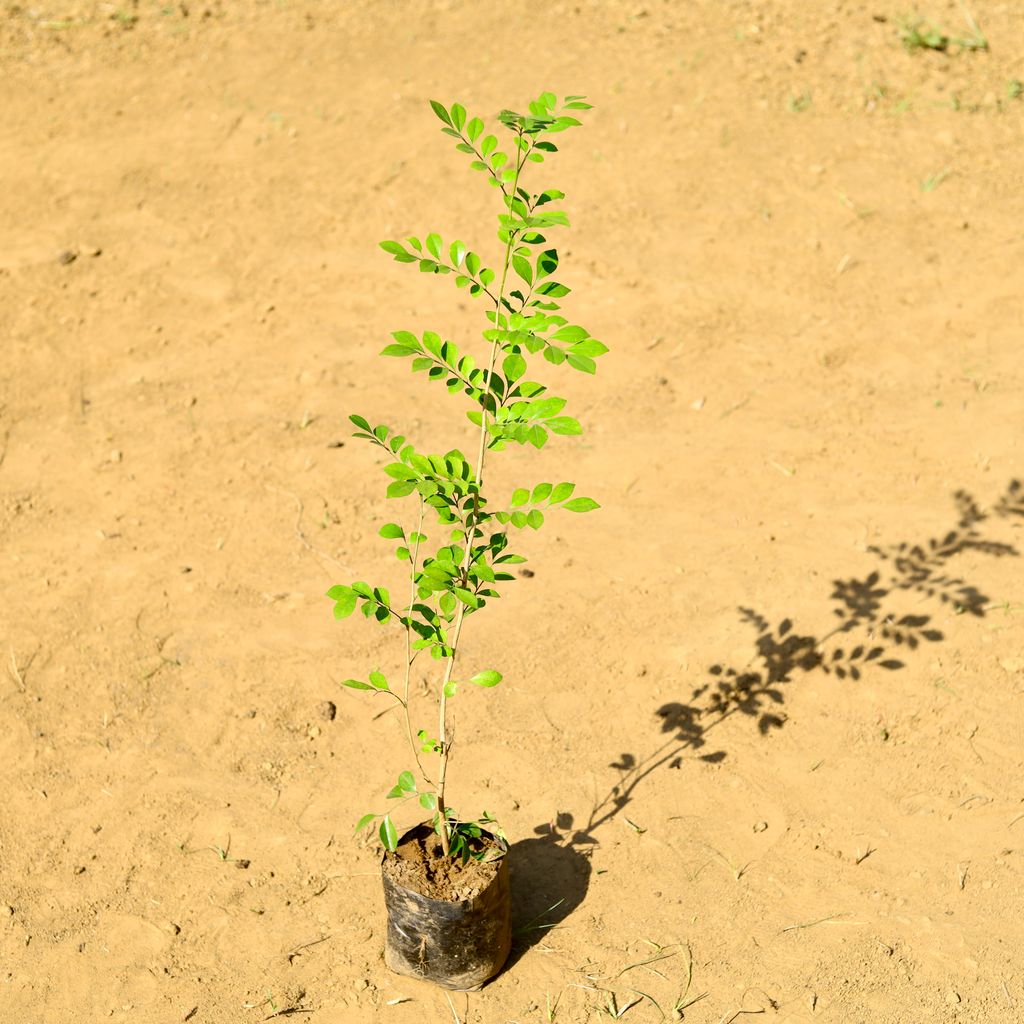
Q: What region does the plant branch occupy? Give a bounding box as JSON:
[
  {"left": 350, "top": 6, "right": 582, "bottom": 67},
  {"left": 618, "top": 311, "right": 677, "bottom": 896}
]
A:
[{"left": 435, "top": 128, "right": 531, "bottom": 854}]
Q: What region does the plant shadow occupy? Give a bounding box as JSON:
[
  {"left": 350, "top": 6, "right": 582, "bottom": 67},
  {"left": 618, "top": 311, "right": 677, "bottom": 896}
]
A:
[
  {"left": 652, "top": 480, "right": 1021, "bottom": 759},
  {"left": 505, "top": 480, "right": 1023, "bottom": 966},
  {"left": 505, "top": 817, "right": 595, "bottom": 968}
]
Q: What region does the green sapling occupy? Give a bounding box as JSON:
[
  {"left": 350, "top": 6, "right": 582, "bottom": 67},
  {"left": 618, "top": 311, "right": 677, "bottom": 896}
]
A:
[{"left": 328, "top": 92, "right": 605, "bottom": 859}]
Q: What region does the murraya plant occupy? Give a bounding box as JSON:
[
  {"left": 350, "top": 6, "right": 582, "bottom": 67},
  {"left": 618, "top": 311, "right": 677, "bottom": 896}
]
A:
[{"left": 328, "top": 91, "right": 604, "bottom": 863}]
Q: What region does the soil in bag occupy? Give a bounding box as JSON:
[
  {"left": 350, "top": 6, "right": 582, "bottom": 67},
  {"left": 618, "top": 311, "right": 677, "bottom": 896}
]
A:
[{"left": 381, "top": 823, "right": 511, "bottom": 990}]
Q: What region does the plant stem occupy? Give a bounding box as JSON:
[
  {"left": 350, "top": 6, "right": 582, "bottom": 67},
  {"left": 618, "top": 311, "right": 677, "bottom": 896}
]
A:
[
  {"left": 435, "top": 129, "right": 529, "bottom": 854},
  {"left": 402, "top": 500, "right": 431, "bottom": 784}
]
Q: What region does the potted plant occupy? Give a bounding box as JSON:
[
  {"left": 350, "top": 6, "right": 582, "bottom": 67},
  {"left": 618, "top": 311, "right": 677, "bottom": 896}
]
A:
[{"left": 327, "top": 92, "right": 604, "bottom": 991}]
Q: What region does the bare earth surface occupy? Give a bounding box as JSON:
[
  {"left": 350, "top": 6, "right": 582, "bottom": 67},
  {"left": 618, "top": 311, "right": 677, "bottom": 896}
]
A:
[{"left": 2, "top": 2, "right": 1023, "bottom": 1021}]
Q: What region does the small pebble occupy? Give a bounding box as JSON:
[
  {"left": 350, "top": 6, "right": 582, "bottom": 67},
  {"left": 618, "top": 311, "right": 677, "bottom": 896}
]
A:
[
  {"left": 353, "top": 978, "right": 369, "bottom": 992},
  {"left": 57, "top": 249, "right": 78, "bottom": 265},
  {"left": 109, "top": 449, "right": 123, "bottom": 464},
  {"left": 1, "top": 904, "right": 13, "bottom": 916},
  {"left": 73, "top": 866, "right": 86, "bottom": 875},
  {"left": 235, "top": 859, "right": 251, "bottom": 870},
  {"left": 753, "top": 821, "right": 768, "bottom": 833},
  {"left": 318, "top": 700, "right": 337, "bottom": 721}
]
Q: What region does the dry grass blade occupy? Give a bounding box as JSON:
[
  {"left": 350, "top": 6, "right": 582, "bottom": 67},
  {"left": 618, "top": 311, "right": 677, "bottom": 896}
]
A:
[
  {"left": 9, "top": 647, "right": 26, "bottom": 691},
  {"left": 601, "top": 992, "right": 643, "bottom": 1018},
  {"left": 444, "top": 992, "right": 461, "bottom": 1024},
  {"left": 780, "top": 912, "right": 846, "bottom": 933},
  {"left": 612, "top": 945, "right": 680, "bottom": 980},
  {"left": 717, "top": 1008, "right": 765, "bottom": 1024}
]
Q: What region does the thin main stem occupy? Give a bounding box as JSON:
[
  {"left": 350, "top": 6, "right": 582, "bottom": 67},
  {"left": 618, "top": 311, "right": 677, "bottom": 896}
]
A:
[
  {"left": 402, "top": 501, "right": 431, "bottom": 784},
  {"left": 435, "top": 129, "right": 529, "bottom": 854}
]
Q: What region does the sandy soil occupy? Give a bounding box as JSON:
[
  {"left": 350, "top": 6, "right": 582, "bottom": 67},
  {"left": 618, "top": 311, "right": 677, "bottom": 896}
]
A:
[{"left": 2, "top": 2, "right": 1023, "bottom": 1021}]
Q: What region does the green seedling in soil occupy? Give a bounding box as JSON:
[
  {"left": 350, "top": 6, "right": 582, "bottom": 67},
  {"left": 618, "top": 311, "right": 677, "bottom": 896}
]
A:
[
  {"left": 786, "top": 92, "right": 811, "bottom": 113},
  {"left": 546, "top": 990, "right": 562, "bottom": 1022},
  {"left": 513, "top": 897, "right": 566, "bottom": 938},
  {"left": 708, "top": 845, "right": 750, "bottom": 881},
  {"left": 899, "top": 13, "right": 987, "bottom": 54},
  {"left": 328, "top": 93, "right": 604, "bottom": 857},
  {"left": 1009, "top": 80, "right": 1024, "bottom": 100},
  {"left": 920, "top": 167, "right": 951, "bottom": 192}
]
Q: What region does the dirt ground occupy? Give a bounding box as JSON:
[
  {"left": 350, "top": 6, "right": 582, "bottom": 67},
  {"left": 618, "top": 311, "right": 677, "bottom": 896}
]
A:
[{"left": 2, "top": 1, "right": 1024, "bottom": 1021}]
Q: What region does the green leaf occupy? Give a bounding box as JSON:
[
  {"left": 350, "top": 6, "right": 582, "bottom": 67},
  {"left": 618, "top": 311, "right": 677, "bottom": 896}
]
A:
[
  {"left": 569, "top": 338, "right": 609, "bottom": 357},
  {"left": 503, "top": 352, "right": 526, "bottom": 382},
  {"left": 531, "top": 482, "right": 552, "bottom": 503},
  {"left": 536, "top": 281, "right": 570, "bottom": 298},
  {"left": 379, "top": 523, "right": 405, "bottom": 539},
  {"left": 349, "top": 413, "right": 371, "bottom": 432},
  {"left": 512, "top": 254, "right": 532, "bottom": 285},
  {"left": 422, "top": 331, "right": 443, "bottom": 357},
  {"left": 527, "top": 509, "right": 545, "bottom": 530},
  {"left": 426, "top": 233, "right": 442, "bottom": 259},
  {"left": 443, "top": 680, "right": 458, "bottom": 698},
  {"left": 547, "top": 416, "right": 582, "bottom": 436},
  {"left": 550, "top": 481, "right": 575, "bottom": 503},
  {"left": 369, "top": 670, "right": 389, "bottom": 691},
  {"left": 454, "top": 587, "right": 482, "bottom": 609},
  {"left": 551, "top": 325, "right": 588, "bottom": 343},
  {"left": 429, "top": 100, "right": 452, "bottom": 126},
  {"left": 354, "top": 813, "right": 376, "bottom": 834},
  {"left": 419, "top": 792, "right": 438, "bottom": 810},
  {"left": 563, "top": 497, "right": 600, "bottom": 513},
  {"left": 331, "top": 590, "right": 358, "bottom": 619},
  {"left": 449, "top": 239, "right": 467, "bottom": 267},
  {"left": 466, "top": 116, "right": 483, "bottom": 142},
  {"left": 567, "top": 353, "right": 597, "bottom": 374},
  {"left": 471, "top": 669, "right": 502, "bottom": 687},
  {"left": 450, "top": 102, "right": 466, "bottom": 130},
  {"left": 379, "top": 240, "right": 407, "bottom": 256},
  {"left": 380, "top": 815, "right": 399, "bottom": 852},
  {"left": 398, "top": 770, "right": 417, "bottom": 793},
  {"left": 387, "top": 480, "right": 417, "bottom": 498},
  {"left": 465, "top": 251, "right": 481, "bottom": 275},
  {"left": 536, "top": 248, "right": 559, "bottom": 278},
  {"left": 341, "top": 678, "right": 373, "bottom": 690},
  {"left": 380, "top": 343, "right": 417, "bottom": 357},
  {"left": 510, "top": 488, "right": 530, "bottom": 507}
]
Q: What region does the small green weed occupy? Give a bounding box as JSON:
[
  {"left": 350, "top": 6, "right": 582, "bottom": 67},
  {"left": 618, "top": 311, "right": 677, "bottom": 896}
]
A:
[
  {"left": 899, "top": 12, "right": 987, "bottom": 54},
  {"left": 921, "top": 167, "right": 951, "bottom": 193}
]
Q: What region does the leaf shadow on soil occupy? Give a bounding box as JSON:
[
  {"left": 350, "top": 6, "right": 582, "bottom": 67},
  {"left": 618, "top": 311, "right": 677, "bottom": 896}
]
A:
[{"left": 505, "top": 480, "right": 1023, "bottom": 966}]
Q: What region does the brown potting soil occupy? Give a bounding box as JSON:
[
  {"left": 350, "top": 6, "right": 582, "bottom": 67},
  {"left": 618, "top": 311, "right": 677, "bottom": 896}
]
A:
[{"left": 382, "top": 825, "right": 502, "bottom": 903}]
